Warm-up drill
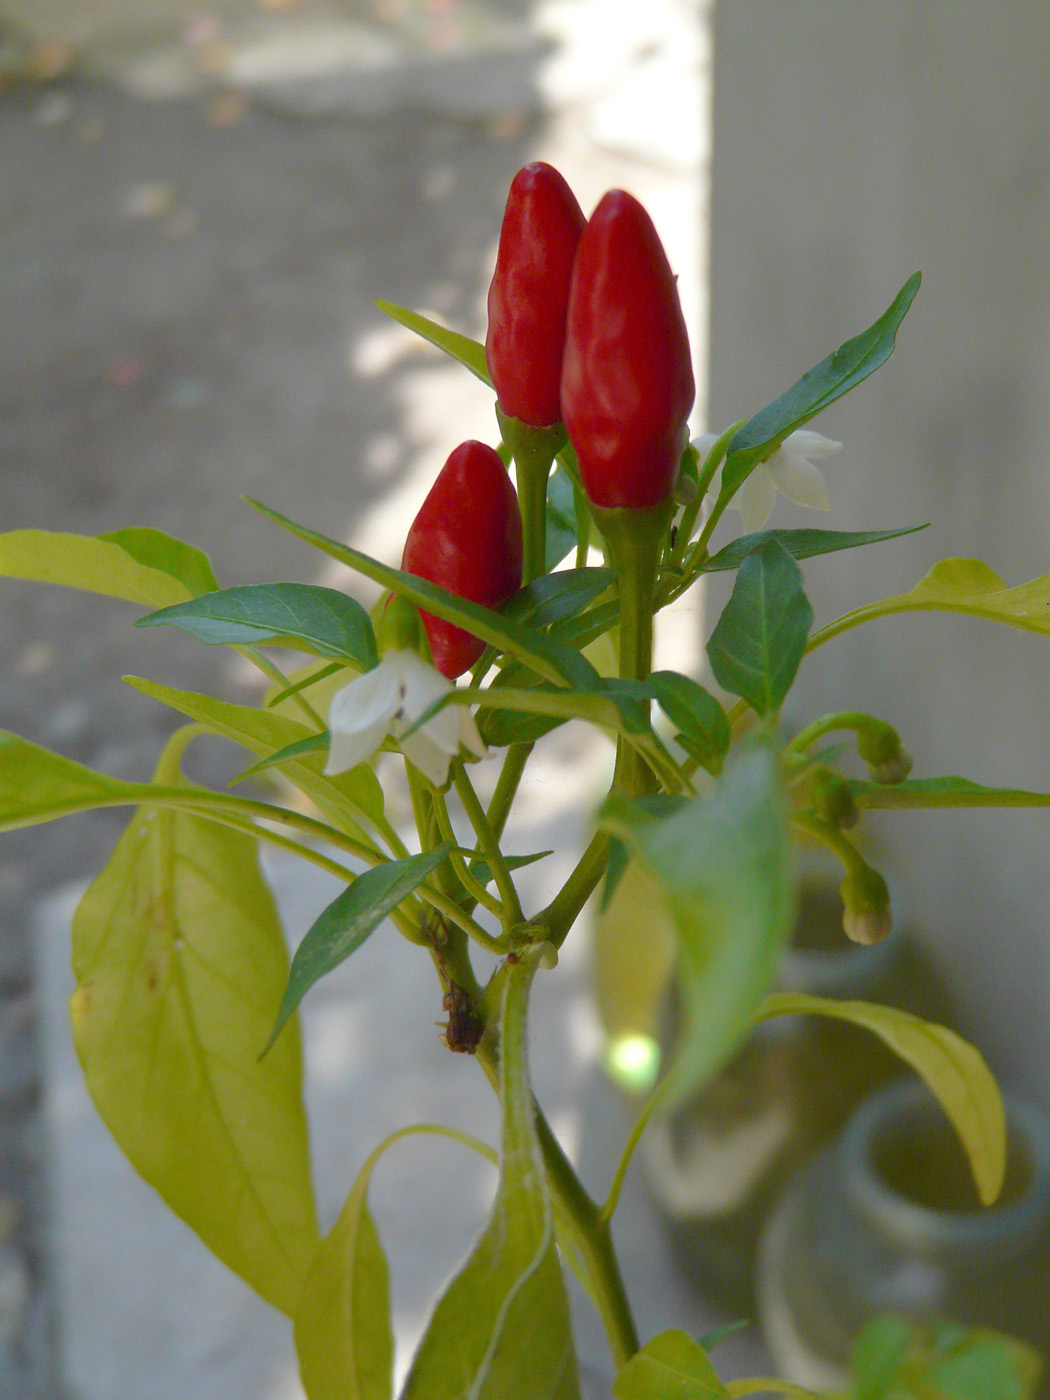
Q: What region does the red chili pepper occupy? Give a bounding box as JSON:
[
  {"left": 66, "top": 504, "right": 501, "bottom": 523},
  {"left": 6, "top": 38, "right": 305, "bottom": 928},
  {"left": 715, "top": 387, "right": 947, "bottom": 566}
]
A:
[
  {"left": 401, "top": 440, "right": 523, "bottom": 678},
  {"left": 485, "top": 162, "right": 586, "bottom": 429},
  {"left": 561, "top": 189, "right": 695, "bottom": 510}
]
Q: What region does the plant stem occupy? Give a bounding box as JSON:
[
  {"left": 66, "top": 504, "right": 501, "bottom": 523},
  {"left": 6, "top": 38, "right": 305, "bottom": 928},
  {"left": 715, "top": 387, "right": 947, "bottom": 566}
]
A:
[
  {"left": 593, "top": 499, "right": 671, "bottom": 800},
  {"left": 430, "top": 784, "right": 506, "bottom": 922},
  {"left": 474, "top": 1041, "right": 639, "bottom": 1367},
  {"left": 454, "top": 766, "right": 524, "bottom": 926},
  {"left": 540, "top": 829, "right": 609, "bottom": 950},
  {"left": 487, "top": 741, "right": 534, "bottom": 843}
]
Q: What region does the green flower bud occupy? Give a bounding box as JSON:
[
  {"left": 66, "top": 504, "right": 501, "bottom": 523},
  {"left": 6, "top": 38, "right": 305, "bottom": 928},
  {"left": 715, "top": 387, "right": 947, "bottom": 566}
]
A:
[
  {"left": 857, "top": 720, "right": 912, "bottom": 785},
  {"left": 840, "top": 862, "right": 892, "bottom": 945}
]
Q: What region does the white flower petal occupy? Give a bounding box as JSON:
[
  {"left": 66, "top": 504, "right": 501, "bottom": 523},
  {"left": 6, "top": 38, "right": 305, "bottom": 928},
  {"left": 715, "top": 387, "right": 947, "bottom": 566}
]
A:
[
  {"left": 326, "top": 715, "right": 391, "bottom": 775},
  {"left": 768, "top": 449, "right": 832, "bottom": 512},
  {"left": 459, "top": 708, "right": 489, "bottom": 760},
  {"left": 739, "top": 466, "right": 777, "bottom": 533},
  {"left": 783, "top": 429, "right": 842, "bottom": 460},
  {"left": 325, "top": 665, "right": 401, "bottom": 775},
  {"left": 399, "top": 729, "right": 455, "bottom": 787},
  {"left": 392, "top": 650, "right": 452, "bottom": 715}
]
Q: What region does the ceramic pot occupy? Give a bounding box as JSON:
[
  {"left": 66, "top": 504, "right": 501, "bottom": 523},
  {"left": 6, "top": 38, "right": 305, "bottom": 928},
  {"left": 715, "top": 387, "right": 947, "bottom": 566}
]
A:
[
  {"left": 757, "top": 1079, "right": 1050, "bottom": 1395},
  {"left": 642, "top": 875, "right": 953, "bottom": 1314}
]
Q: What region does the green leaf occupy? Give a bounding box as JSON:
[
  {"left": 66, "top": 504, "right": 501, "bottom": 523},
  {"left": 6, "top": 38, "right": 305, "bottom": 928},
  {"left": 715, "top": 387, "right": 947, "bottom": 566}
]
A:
[
  {"left": 815, "top": 556, "right": 1050, "bottom": 645},
  {"left": 0, "top": 528, "right": 202, "bottom": 607},
  {"left": 720, "top": 273, "right": 921, "bottom": 501},
  {"left": 468, "top": 849, "right": 552, "bottom": 888},
  {"left": 753, "top": 993, "right": 1006, "bottom": 1205},
  {"left": 296, "top": 1188, "right": 391, "bottom": 1400},
  {"left": 0, "top": 731, "right": 147, "bottom": 831},
  {"left": 295, "top": 1124, "right": 497, "bottom": 1400},
  {"left": 849, "top": 1318, "right": 1042, "bottom": 1400},
  {"left": 613, "top": 1329, "right": 726, "bottom": 1400},
  {"left": 430, "top": 677, "right": 652, "bottom": 751},
  {"left": 266, "top": 660, "right": 345, "bottom": 710},
  {"left": 69, "top": 760, "right": 319, "bottom": 1316},
  {"left": 125, "top": 678, "right": 384, "bottom": 830},
  {"left": 849, "top": 775, "right": 1050, "bottom": 811},
  {"left": 233, "top": 732, "right": 330, "bottom": 782},
  {"left": 504, "top": 566, "right": 616, "bottom": 630},
  {"left": 601, "top": 743, "right": 795, "bottom": 1106},
  {"left": 402, "top": 954, "right": 579, "bottom": 1400},
  {"left": 137, "top": 583, "right": 378, "bottom": 668},
  {"left": 374, "top": 300, "right": 491, "bottom": 385},
  {"left": 552, "top": 597, "right": 620, "bottom": 651},
  {"left": 696, "top": 1321, "right": 749, "bottom": 1354},
  {"left": 266, "top": 847, "right": 451, "bottom": 1051},
  {"left": 926, "top": 1334, "right": 1040, "bottom": 1400},
  {"left": 704, "top": 525, "right": 926, "bottom": 573},
  {"left": 851, "top": 1315, "right": 914, "bottom": 1400},
  {"left": 98, "top": 527, "right": 219, "bottom": 596},
  {"left": 245, "top": 498, "right": 598, "bottom": 691},
  {"left": 546, "top": 464, "right": 581, "bottom": 570},
  {"left": 642, "top": 671, "right": 730, "bottom": 775},
  {"left": 706, "top": 539, "right": 813, "bottom": 714}
]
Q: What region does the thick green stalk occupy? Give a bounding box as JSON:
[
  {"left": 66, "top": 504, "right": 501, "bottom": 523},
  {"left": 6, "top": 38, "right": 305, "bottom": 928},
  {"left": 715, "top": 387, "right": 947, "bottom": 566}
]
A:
[
  {"left": 475, "top": 1039, "right": 639, "bottom": 1367},
  {"left": 592, "top": 497, "right": 673, "bottom": 799},
  {"left": 497, "top": 408, "right": 565, "bottom": 583}
]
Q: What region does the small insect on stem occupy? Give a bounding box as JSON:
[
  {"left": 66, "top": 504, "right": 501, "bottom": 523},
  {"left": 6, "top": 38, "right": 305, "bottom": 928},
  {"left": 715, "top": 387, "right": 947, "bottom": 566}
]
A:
[{"left": 440, "top": 983, "right": 482, "bottom": 1054}]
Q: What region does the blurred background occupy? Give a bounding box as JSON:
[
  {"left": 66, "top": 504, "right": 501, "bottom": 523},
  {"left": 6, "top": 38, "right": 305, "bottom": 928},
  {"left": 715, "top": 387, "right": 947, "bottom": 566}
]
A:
[{"left": 3, "top": 0, "right": 1050, "bottom": 1395}]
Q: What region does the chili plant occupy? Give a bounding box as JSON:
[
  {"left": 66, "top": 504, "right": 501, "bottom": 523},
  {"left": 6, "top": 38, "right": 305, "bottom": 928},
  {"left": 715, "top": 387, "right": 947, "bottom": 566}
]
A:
[{"left": 1, "top": 164, "right": 1045, "bottom": 1398}]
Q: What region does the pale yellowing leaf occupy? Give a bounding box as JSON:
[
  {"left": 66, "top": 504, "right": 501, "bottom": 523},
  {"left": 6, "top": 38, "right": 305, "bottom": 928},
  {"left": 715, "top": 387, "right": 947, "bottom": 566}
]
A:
[
  {"left": 0, "top": 528, "right": 197, "bottom": 606},
  {"left": 814, "top": 556, "right": 1050, "bottom": 645},
  {"left": 295, "top": 1124, "right": 497, "bottom": 1400},
  {"left": 753, "top": 993, "right": 1006, "bottom": 1205},
  {"left": 70, "top": 783, "right": 319, "bottom": 1315},
  {"left": 594, "top": 858, "right": 676, "bottom": 1046}
]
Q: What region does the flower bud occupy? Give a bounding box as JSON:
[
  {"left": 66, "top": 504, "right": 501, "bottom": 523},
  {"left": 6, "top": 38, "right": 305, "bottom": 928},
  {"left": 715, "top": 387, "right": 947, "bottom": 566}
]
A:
[
  {"left": 841, "top": 863, "right": 892, "bottom": 945},
  {"left": 561, "top": 189, "right": 694, "bottom": 510},
  {"left": 857, "top": 720, "right": 913, "bottom": 785},
  {"left": 485, "top": 162, "right": 585, "bottom": 429},
  {"left": 401, "top": 440, "right": 523, "bottom": 679}
]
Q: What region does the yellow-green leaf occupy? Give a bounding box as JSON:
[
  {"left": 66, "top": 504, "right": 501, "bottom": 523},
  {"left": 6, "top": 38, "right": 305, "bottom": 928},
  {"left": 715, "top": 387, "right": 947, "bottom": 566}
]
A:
[
  {"left": 296, "top": 1172, "right": 392, "bottom": 1400},
  {"left": 124, "top": 677, "right": 384, "bottom": 830},
  {"left": 295, "top": 1124, "right": 497, "bottom": 1400},
  {"left": 594, "top": 857, "right": 677, "bottom": 1047},
  {"left": 613, "top": 1329, "right": 726, "bottom": 1399},
  {"left": 70, "top": 768, "right": 319, "bottom": 1315},
  {"left": 0, "top": 731, "right": 142, "bottom": 831},
  {"left": 753, "top": 993, "right": 1006, "bottom": 1205},
  {"left": 813, "top": 556, "right": 1050, "bottom": 647},
  {"left": 0, "top": 528, "right": 199, "bottom": 606}
]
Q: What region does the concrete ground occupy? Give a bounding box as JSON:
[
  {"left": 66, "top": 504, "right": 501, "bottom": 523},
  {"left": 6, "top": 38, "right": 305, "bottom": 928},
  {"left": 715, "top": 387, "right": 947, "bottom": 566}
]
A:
[{"left": 1, "top": 2, "right": 717, "bottom": 1395}]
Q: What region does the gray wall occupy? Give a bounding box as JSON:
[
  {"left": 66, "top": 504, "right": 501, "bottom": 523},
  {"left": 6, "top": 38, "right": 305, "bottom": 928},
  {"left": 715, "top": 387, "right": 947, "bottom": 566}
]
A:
[{"left": 709, "top": 1, "right": 1050, "bottom": 1102}]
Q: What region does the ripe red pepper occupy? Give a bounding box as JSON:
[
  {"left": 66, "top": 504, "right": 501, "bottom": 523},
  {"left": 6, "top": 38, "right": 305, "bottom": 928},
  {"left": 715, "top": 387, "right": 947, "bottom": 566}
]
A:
[
  {"left": 561, "top": 189, "right": 695, "bottom": 510},
  {"left": 401, "top": 440, "right": 523, "bottom": 678},
  {"left": 485, "top": 162, "right": 586, "bottom": 429}
]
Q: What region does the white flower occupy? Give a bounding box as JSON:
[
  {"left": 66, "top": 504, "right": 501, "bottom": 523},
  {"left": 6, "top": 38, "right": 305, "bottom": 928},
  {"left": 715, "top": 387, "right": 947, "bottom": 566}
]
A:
[
  {"left": 325, "top": 650, "right": 487, "bottom": 788},
  {"left": 700, "top": 428, "right": 842, "bottom": 534}
]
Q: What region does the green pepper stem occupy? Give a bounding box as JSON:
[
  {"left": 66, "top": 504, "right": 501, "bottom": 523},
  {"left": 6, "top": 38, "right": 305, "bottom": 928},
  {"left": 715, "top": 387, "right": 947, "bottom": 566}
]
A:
[
  {"left": 592, "top": 496, "right": 673, "bottom": 798},
  {"left": 497, "top": 408, "right": 565, "bottom": 583}
]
